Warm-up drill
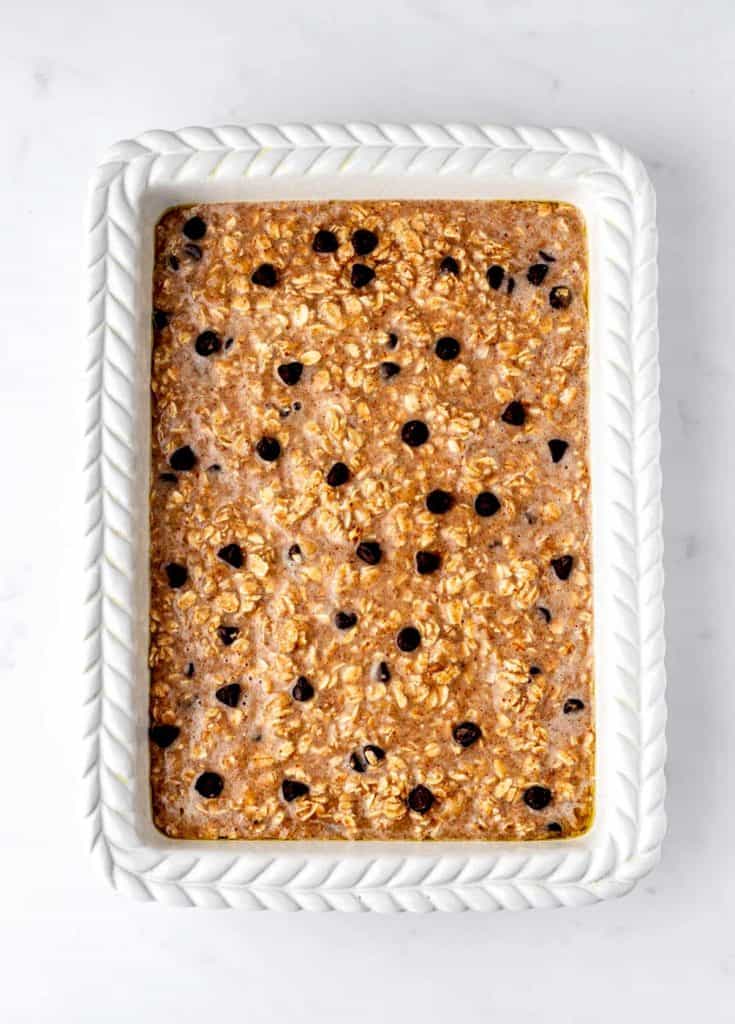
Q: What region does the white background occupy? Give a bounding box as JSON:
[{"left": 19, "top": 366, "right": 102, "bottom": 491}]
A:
[{"left": 1, "top": 0, "right": 733, "bottom": 1020}]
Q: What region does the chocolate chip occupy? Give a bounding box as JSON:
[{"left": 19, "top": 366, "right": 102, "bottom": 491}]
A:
[
  {"left": 292, "top": 676, "right": 314, "bottom": 702},
  {"left": 183, "top": 242, "right": 202, "bottom": 261},
  {"left": 401, "top": 420, "right": 429, "bottom": 447},
  {"left": 548, "top": 439, "right": 569, "bottom": 463},
  {"left": 386, "top": 333, "right": 398, "bottom": 349},
  {"left": 288, "top": 543, "right": 302, "bottom": 562},
  {"left": 335, "top": 611, "right": 357, "bottom": 630},
  {"left": 507, "top": 276, "right": 516, "bottom": 295},
  {"left": 551, "top": 555, "right": 574, "bottom": 580},
  {"left": 207, "top": 463, "right": 221, "bottom": 472},
  {"left": 364, "top": 744, "right": 386, "bottom": 765},
  {"left": 282, "top": 779, "right": 309, "bottom": 802},
  {"left": 217, "top": 625, "right": 239, "bottom": 646},
  {"left": 356, "top": 541, "right": 382, "bottom": 566},
  {"left": 415, "top": 550, "right": 441, "bottom": 575},
  {"left": 326, "top": 461, "right": 350, "bottom": 487},
  {"left": 563, "top": 698, "right": 585, "bottom": 714},
  {"left": 216, "top": 683, "right": 241, "bottom": 707},
  {"left": 377, "top": 661, "right": 391, "bottom": 683},
  {"left": 195, "top": 771, "right": 224, "bottom": 798},
  {"left": 195, "top": 330, "right": 221, "bottom": 357},
  {"left": 169, "top": 445, "right": 197, "bottom": 471},
  {"left": 539, "top": 250, "right": 555, "bottom": 263},
  {"left": 380, "top": 361, "right": 401, "bottom": 379},
  {"left": 349, "top": 752, "right": 366, "bottom": 773},
  {"left": 152, "top": 309, "right": 170, "bottom": 330},
  {"left": 407, "top": 784, "right": 434, "bottom": 814},
  {"left": 159, "top": 472, "right": 178, "bottom": 483},
  {"left": 396, "top": 626, "right": 420, "bottom": 652},
  {"left": 547, "top": 822, "right": 562, "bottom": 834},
  {"left": 277, "top": 361, "right": 303, "bottom": 386},
  {"left": 251, "top": 263, "right": 278, "bottom": 288},
  {"left": 351, "top": 263, "right": 375, "bottom": 288},
  {"left": 313, "top": 229, "right": 339, "bottom": 253},
  {"left": 293, "top": 402, "right": 302, "bottom": 411},
  {"left": 452, "top": 721, "right": 482, "bottom": 748},
  {"left": 182, "top": 216, "right": 206, "bottom": 240},
  {"left": 487, "top": 264, "right": 505, "bottom": 289},
  {"left": 435, "top": 336, "right": 460, "bottom": 361},
  {"left": 352, "top": 228, "right": 378, "bottom": 255},
  {"left": 527, "top": 263, "right": 549, "bottom": 286},
  {"left": 523, "top": 785, "right": 552, "bottom": 811},
  {"left": 184, "top": 662, "right": 195, "bottom": 678},
  {"left": 501, "top": 401, "right": 525, "bottom": 426},
  {"left": 426, "top": 489, "right": 454, "bottom": 514},
  {"left": 165, "top": 563, "right": 188, "bottom": 588},
  {"left": 549, "top": 285, "right": 573, "bottom": 309},
  {"left": 538, "top": 606, "right": 552, "bottom": 624},
  {"left": 167, "top": 254, "right": 180, "bottom": 271},
  {"left": 256, "top": 436, "right": 281, "bottom": 462},
  {"left": 218, "top": 543, "right": 243, "bottom": 569},
  {"left": 474, "top": 492, "right": 500, "bottom": 517},
  {"left": 439, "top": 255, "right": 460, "bottom": 276},
  {"left": 149, "top": 724, "right": 180, "bottom": 748},
  {"left": 529, "top": 666, "right": 542, "bottom": 676}
]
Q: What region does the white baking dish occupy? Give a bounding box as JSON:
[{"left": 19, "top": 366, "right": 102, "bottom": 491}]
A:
[{"left": 83, "top": 123, "right": 666, "bottom": 911}]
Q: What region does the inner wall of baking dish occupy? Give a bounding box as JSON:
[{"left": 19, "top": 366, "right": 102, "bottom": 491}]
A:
[{"left": 131, "top": 174, "right": 611, "bottom": 855}]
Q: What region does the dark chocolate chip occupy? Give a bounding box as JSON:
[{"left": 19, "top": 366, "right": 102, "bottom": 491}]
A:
[
  {"left": 415, "top": 550, "right": 441, "bottom": 575},
  {"left": 401, "top": 420, "right": 429, "bottom": 447},
  {"left": 256, "top": 436, "right": 281, "bottom": 462},
  {"left": 523, "top": 785, "right": 552, "bottom": 811},
  {"left": 377, "top": 661, "right": 391, "bottom": 683},
  {"left": 551, "top": 555, "right": 574, "bottom": 580},
  {"left": 548, "top": 439, "right": 569, "bottom": 463},
  {"left": 184, "top": 662, "right": 195, "bottom": 678},
  {"left": 547, "top": 822, "right": 563, "bottom": 834},
  {"left": 282, "top": 779, "right": 309, "bottom": 802},
  {"left": 439, "top": 255, "right": 460, "bottom": 276},
  {"left": 217, "top": 625, "right": 239, "bottom": 646},
  {"left": 218, "top": 543, "right": 244, "bottom": 569},
  {"left": 435, "top": 336, "right": 460, "bottom": 361},
  {"left": 224, "top": 338, "right": 234, "bottom": 350},
  {"left": 380, "top": 361, "right": 401, "bottom": 379},
  {"left": 152, "top": 309, "right": 170, "bottom": 330},
  {"left": 386, "top": 333, "right": 399, "bottom": 349},
  {"left": 277, "top": 362, "right": 303, "bottom": 386},
  {"left": 164, "top": 563, "right": 188, "bottom": 589},
  {"left": 529, "top": 666, "right": 542, "bottom": 676},
  {"left": 195, "top": 330, "right": 221, "bottom": 357},
  {"left": 195, "top": 771, "right": 224, "bottom": 798},
  {"left": 335, "top": 611, "right": 358, "bottom": 630},
  {"left": 549, "top": 285, "right": 573, "bottom": 309},
  {"left": 207, "top": 463, "right": 221, "bottom": 472},
  {"left": 159, "top": 472, "right": 178, "bottom": 483},
  {"left": 407, "top": 784, "right": 434, "bottom": 814},
  {"left": 352, "top": 228, "right": 378, "bottom": 255},
  {"left": 452, "top": 721, "right": 482, "bottom": 748},
  {"left": 351, "top": 263, "right": 375, "bottom": 288},
  {"left": 487, "top": 264, "right": 505, "bottom": 289},
  {"left": 288, "top": 543, "right": 302, "bottom": 561},
  {"left": 293, "top": 402, "right": 301, "bottom": 411},
  {"left": 538, "top": 606, "right": 552, "bottom": 624},
  {"left": 474, "top": 491, "right": 500, "bottom": 517},
  {"left": 356, "top": 541, "right": 382, "bottom": 566},
  {"left": 169, "top": 445, "right": 197, "bottom": 471},
  {"left": 149, "top": 724, "right": 180, "bottom": 748},
  {"left": 251, "top": 263, "right": 278, "bottom": 288},
  {"left": 426, "top": 489, "right": 454, "bottom": 514},
  {"left": 326, "top": 461, "right": 350, "bottom": 487},
  {"left": 527, "top": 263, "right": 549, "bottom": 286},
  {"left": 539, "top": 250, "right": 556, "bottom": 263},
  {"left": 216, "top": 683, "right": 241, "bottom": 707},
  {"left": 292, "top": 676, "right": 314, "bottom": 702},
  {"left": 507, "top": 276, "right": 516, "bottom": 295},
  {"left": 501, "top": 401, "right": 525, "bottom": 426},
  {"left": 563, "top": 698, "right": 585, "bottom": 714},
  {"left": 167, "top": 254, "right": 180, "bottom": 271},
  {"left": 313, "top": 229, "right": 339, "bottom": 253},
  {"left": 183, "top": 242, "right": 202, "bottom": 261},
  {"left": 396, "top": 626, "right": 420, "bottom": 652},
  {"left": 182, "top": 216, "right": 207, "bottom": 241},
  {"left": 349, "top": 751, "right": 366, "bottom": 773},
  {"left": 363, "top": 744, "right": 386, "bottom": 765}
]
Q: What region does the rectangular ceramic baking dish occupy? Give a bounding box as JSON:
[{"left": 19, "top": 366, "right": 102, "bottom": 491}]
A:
[{"left": 83, "top": 123, "right": 666, "bottom": 911}]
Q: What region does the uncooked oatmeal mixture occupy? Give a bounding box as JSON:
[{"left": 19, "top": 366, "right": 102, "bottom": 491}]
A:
[{"left": 149, "top": 199, "right": 594, "bottom": 840}]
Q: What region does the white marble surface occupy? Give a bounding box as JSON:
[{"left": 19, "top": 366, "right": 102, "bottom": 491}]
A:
[{"left": 1, "top": 0, "right": 734, "bottom": 1019}]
